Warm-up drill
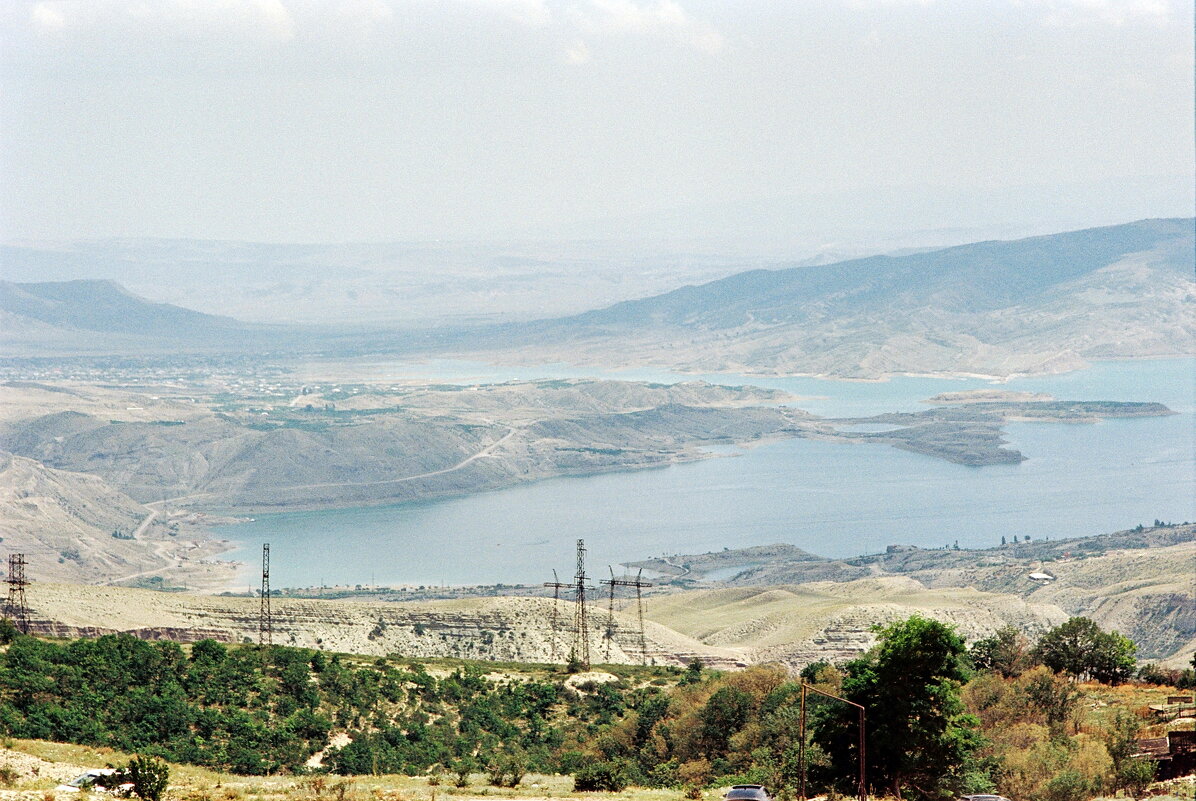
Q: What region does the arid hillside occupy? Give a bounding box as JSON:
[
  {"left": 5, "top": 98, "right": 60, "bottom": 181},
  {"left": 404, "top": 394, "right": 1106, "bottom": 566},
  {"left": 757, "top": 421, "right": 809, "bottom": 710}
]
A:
[
  {"left": 20, "top": 573, "right": 1069, "bottom": 671},
  {"left": 21, "top": 584, "right": 744, "bottom": 668},
  {"left": 629, "top": 525, "right": 1196, "bottom": 663},
  {"left": 0, "top": 452, "right": 234, "bottom": 587},
  {"left": 637, "top": 576, "right": 1066, "bottom": 668}
]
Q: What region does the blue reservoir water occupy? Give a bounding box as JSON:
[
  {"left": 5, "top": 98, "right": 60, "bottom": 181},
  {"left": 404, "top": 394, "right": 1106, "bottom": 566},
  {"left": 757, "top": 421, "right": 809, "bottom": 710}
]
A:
[{"left": 215, "top": 359, "right": 1195, "bottom": 587}]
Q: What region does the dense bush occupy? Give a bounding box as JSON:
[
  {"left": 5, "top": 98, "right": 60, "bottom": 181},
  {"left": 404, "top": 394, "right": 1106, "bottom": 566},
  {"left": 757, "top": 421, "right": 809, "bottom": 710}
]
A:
[
  {"left": 111, "top": 755, "right": 171, "bottom": 801},
  {"left": 0, "top": 634, "right": 332, "bottom": 773},
  {"left": 573, "top": 760, "right": 628, "bottom": 792}
]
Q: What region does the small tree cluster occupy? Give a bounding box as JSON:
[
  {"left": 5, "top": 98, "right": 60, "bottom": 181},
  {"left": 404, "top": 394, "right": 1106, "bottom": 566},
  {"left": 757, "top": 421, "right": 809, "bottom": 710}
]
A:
[
  {"left": 486, "top": 747, "right": 527, "bottom": 788},
  {"left": 1033, "top": 617, "right": 1136, "bottom": 684},
  {"left": 969, "top": 618, "right": 1138, "bottom": 686},
  {"left": 970, "top": 626, "right": 1033, "bottom": 678}
]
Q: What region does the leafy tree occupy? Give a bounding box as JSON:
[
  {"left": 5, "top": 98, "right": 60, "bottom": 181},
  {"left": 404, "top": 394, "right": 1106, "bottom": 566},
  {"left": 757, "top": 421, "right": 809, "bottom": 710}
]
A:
[
  {"left": 1041, "top": 769, "right": 1092, "bottom": 801},
  {"left": 1104, "top": 709, "right": 1156, "bottom": 798},
  {"left": 812, "top": 615, "right": 986, "bottom": 799},
  {"left": 970, "top": 626, "right": 1034, "bottom": 678},
  {"left": 1116, "top": 758, "right": 1155, "bottom": 799},
  {"left": 1033, "top": 618, "right": 1136, "bottom": 684},
  {"left": 798, "top": 661, "right": 831, "bottom": 683},
  {"left": 697, "top": 686, "right": 753, "bottom": 758}
]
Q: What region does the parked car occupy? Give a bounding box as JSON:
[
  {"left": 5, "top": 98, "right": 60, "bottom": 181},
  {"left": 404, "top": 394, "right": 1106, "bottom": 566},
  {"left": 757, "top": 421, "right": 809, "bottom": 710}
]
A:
[
  {"left": 959, "top": 795, "right": 1012, "bottom": 801},
  {"left": 723, "top": 785, "right": 771, "bottom": 801},
  {"left": 55, "top": 769, "right": 132, "bottom": 794}
]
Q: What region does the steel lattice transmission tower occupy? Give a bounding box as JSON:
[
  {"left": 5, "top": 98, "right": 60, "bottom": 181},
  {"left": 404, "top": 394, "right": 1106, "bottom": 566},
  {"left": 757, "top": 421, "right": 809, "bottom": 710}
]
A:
[
  {"left": 4, "top": 554, "right": 30, "bottom": 634},
  {"left": 259, "top": 543, "right": 272, "bottom": 645},
  {"left": 600, "top": 567, "right": 653, "bottom": 664},
  {"left": 572, "top": 539, "right": 591, "bottom": 668},
  {"left": 542, "top": 569, "right": 571, "bottom": 662}
]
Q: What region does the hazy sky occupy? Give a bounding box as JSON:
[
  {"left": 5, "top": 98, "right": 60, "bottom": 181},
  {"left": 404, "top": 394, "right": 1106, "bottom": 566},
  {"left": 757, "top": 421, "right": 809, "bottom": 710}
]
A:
[{"left": 1, "top": 0, "right": 1193, "bottom": 244}]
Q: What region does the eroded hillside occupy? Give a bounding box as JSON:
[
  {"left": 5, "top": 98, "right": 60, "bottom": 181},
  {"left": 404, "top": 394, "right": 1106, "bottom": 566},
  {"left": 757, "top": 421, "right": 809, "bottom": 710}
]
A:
[
  {"left": 629, "top": 525, "right": 1196, "bottom": 662},
  {"left": 0, "top": 452, "right": 234, "bottom": 587},
  {"left": 18, "top": 572, "right": 1070, "bottom": 672}
]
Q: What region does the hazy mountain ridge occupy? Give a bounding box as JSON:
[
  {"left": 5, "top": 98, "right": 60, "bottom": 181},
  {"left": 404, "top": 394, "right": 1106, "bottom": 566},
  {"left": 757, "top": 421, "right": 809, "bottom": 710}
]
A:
[
  {"left": 0, "top": 239, "right": 768, "bottom": 328},
  {"left": 4, "top": 219, "right": 1192, "bottom": 378},
  {"left": 470, "top": 218, "right": 1195, "bottom": 377},
  {"left": 0, "top": 279, "right": 239, "bottom": 335},
  {"left": 572, "top": 218, "right": 1191, "bottom": 326},
  {"left": 0, "top": 278, "right": 291, "bottom": 354}
]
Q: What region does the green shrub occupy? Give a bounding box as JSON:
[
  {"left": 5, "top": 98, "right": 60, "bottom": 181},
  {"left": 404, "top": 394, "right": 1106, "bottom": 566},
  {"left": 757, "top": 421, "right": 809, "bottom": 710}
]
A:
[
  {"left": 573, "top": 761, "right": 629, "bottom": 792},
  {"left": 1040, "top": 770, "right": 1091, "bottom": 801},
  {"left": 1116, "top": 759, "right": 1155, "bottom": 798},
  {"left": 111, "top": 756, "right": 170, "bottom": 801}
]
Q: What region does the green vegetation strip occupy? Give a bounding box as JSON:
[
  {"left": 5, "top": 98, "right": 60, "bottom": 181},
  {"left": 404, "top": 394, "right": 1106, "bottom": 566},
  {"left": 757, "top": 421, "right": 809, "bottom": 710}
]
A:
[{"left": 0, "top": 616, "right": 1190, "bottom": 801}]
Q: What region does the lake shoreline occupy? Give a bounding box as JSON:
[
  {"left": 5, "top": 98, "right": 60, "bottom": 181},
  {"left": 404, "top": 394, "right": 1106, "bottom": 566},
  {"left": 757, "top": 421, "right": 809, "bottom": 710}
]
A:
[{"left": 196, "top": 358, "right": 1193, "bottom": 590}]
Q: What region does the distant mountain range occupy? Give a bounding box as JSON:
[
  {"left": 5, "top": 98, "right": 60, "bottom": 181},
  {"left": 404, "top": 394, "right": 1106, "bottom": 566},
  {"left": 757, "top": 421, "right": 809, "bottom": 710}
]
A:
[
  {"left": 476, "top": 217, "right": 1195, "bottom": 377},
  {"left": 0, "top": 279, "right": 240, "bottom": 336},
  {"left": 3, "top": 218, "right": 1192, "bottom": 377},
  {"left": 0, "top": 278, "right": 287, "bottom": 354}
]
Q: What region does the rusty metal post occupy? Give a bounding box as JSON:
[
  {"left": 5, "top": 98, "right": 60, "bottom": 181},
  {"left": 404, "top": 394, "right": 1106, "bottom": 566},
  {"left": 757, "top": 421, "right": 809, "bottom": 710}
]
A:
[
  {"left": 857, "top": 707, "right": 867, "bottom": 801},
  {"left": 799, "top": 682, "right": 808, "bottom": 799},
  {"left": 799, "top": 682, "right": 867, "bottom": 801}
]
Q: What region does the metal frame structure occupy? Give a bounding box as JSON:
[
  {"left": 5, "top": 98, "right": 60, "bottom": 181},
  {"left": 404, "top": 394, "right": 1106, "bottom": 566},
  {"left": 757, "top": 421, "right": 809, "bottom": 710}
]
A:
[
  {"left": 543, "top": 569, "right": 570, "bottom": 661},
  {"left": 599, "top": 567, "right": 653, "bottom": 664},
  {"left": 572, "top": 539, "right": 591, "bottom": 668},
  {"left": 4, "top": 554, "right": 30, "bottom": 634},
  {"left": 259, "top": 543, "right": 272, "bottom": 645},
  {"left": 798, "top": 682, "right": 866, "bottom": 801}
]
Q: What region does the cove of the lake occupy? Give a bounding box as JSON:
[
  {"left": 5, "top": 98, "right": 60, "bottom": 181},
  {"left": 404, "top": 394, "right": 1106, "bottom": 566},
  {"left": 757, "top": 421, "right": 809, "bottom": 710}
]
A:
[{"left": 213, "top": 358, "right": 1196, "bottom": 588}]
